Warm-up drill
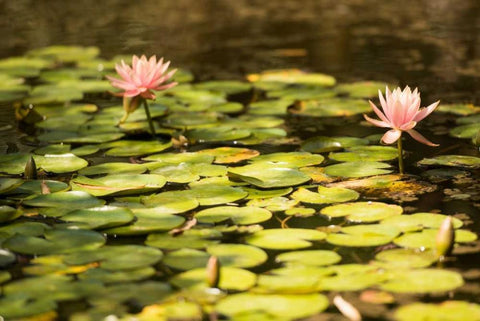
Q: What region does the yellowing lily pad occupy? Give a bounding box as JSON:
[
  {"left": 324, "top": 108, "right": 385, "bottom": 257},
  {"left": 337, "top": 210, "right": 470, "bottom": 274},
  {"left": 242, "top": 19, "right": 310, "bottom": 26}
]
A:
[
  {"left": 291, "top": 186, "right": 359, "bottom": 205},
  {"left": 321, "top": 201, "right": 403, "bottom": 222},
  {"left": 395, "top": 301, "right": 480, "bottom": 321},
  {"left": 247, "top": 69, "right": 336, "bottom": 87},
  {"left": 171, "top": 267, "right": 256, "bottom": 291},
  {"left": 195, "top": 206, "right": 272, "bottom": 225},
  {"left": 380, "top": 269, "right": 464, "bottom": 293},
  {"left": 418, "top": 155, "right": 480, "bottom": 168},
  {"left": 246, "top": 228, "right": 326, "bottom": 250},
  {"left": 198, "top": 147, "right": 260, "bottom": 164},
  {"left": 374, "top": 248, "right": 437, "bottom": 269}
]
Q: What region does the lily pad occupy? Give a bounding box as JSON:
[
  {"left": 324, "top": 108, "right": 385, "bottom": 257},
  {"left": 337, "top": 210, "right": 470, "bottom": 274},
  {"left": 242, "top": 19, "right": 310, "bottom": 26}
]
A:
[
  {"left": 336, "top": 81, "right": 392, "bottom": 98},
  {"left": 321, "top": 201, "right": 403, "bottom": 222},
  {"left": 247, "top": 69, "right": 336, "bottom": 87},
  {"left": 3, "top": 228, "right": 106, "bottom": 255},
  {"left": 198, "top": 147, "right": 260, "bottom": 164},
  {"left": 71, "top": 174, "right": 166, "bottom": 196},
  {"left": 380, "top": 269, "right": 464, "bottom": 293},
  {"left": 418, "top": 155, "right": 480, "bottom": 168},
  {"left": 104, "top": 140, "right": 172, "bottom": 157},
  {"left": 395, "top": 301, "right": 480, "bottom": 321},
  {"left": 79, "top": 162, "right": 148, "bottom": 176},
  {"left": 250, "top": 152, "right": 324, "bottom": 168},
  {"left": 143, "top": 152, "right": 214, "bottom": 164},
  {"left": 244, "top": 187, "right": 293, "bottom": 199},
  {"left": 393, "top": 228, "right": 477, "bottom": 249},
  {"left": 195, "top": 206, "right": 272, "bottom": 225},
  {"left": 276, "top": 250, "right": 341, "bottom": 267},
  {"left": 60, "top": 206, "right": 135, "bottom": 229},
  {"left": 449, "top": 123, "right": 480, "bottom": 139},
  {"left": 324, "top": 161, "right": 392, "bottom": 178},
  {"left": 301, "top": 136, "right": 369, "bottom": 153},
  {"left": 194, "top": 80, "right": 252, "bottom": 95},
  {"left": 23, "top": 191, "right": 105, "bottom": 209},
  {"left": 246, "top": 228, "right": 326, "bottom": 250},
  {"left": 291, "top": 186, "right": 359, "bottom": 205},
  {"left": 33, "top": 153, "right": 88, "bottom": 173},
  {"left": 171, "top": 266, "right": 256, "bottom": 291},
  {"left": 215, "top": 293, "right": 329, "bottom": 320},
  {"left": 0, "top": 153, "right": 32, "bottom": 175},
  {"left": 329, "top": 145, "right": 398, "bottom": 162},
  {"left": 187, "top": 185, "right": 248, "bottom": 206},
  {"left": 374, "top": 248, "right": 437, "bottom": 269},
  {"left": 326, "top": 224, "right": 400, "bottom": 247},
  {"left": 140, "top": 191, "right": 199, "bottom": 213},
  {"left": 290, "top": 98, "right": 370, "bottom": 117},
  {"left": 145, "top": 229, "right": 221, "bottom": 250},
  {"left": 207, "top": 243, "right": 268, "bottom": 268},
  {"left": 247, "top": 196, "right": 299, "bottom": 212},
  {"left": 229, "top": 164, "right": 311, "bottom": 188},
  {"left": 78, "top": 266, "right": 155, "bottom": 284},
  {"left": 186, "top": 126, "right": 251, "bottom": 143},
  {"left": 162, "top": 248, "right": 209, "bottom": 271},
  {"left": 0, "top": 205, "right": 22, "bottom": 223},
  {"left": 380, "top": 213, "right": 463, "bottom": 233}
]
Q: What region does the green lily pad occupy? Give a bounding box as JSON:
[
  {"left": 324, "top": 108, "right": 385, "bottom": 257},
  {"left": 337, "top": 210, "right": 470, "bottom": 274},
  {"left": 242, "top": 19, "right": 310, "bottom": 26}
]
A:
[
  {"left": 78, "top": 266, "right": 156, "bottom": 284},
  {"left": 319, "top": 266, "right": 389, "bottom": 291},
  {"left": 34, "top": 143, "right": 72, "bottom": 155},
  {"left": 374, "top": 248, "right": 437, "bottom": 269},
  {"left": 326, "top": 224, "right": 400, "bottom": 247},
  {"left": 172, "top": 89, "right": 226, "bottom": 106},
  {"left": 38, "top": 131, "right": 124, "bottom": 144},
  {"left": 0, "top": 56, "right": 52, "bottom": 77},
  {"left": 276, "top": 250, "right": 341, "bottom": 267},
  {"left": 79, "top": 162, "right": 148, "bottom": 176},
  {"left": 291, "top": 186, "right": 359, "bottom": 205},
  {"left": 23, "top": 191, "right": 105, "bottom": 209},
  {"left": 145, "top": 229, "right": 221, "bottom": 250},
  {"left": 380, "top": 269, "right": 464, "bottom": 293},
  {"left": 418, "top": 155, "right": 480, "bottom": 168},
  {"left": 394, "top": 228, "right": 478, "bottom": 249},
  {"left": 325, "top": 161, "right": 392, "bottom": 178},
  {"left": 254, "top": 273, "right": 322, "bottom": 294},
  {"left": 187, "top": 185, "right": 248, "bottom": 206},
  {"left": 28, "top": 45, "right": 100, "bottom": 62},
  {"left": 25, "top": 84, "right": 84, "bottom": 104},
  {"left": 0, "top": 178, "right": 23, "bottom": 194},
  {"left": 140, "top": 190, "right": 199, "bottom": 213},
  {"left": 248, "top": 69, "right": 336, "bottom": 87},
  {"left": 449, "top": 123, "right": 480, "bottom": 139},
  {"left": 395, "top": 301, "right": 480, "bottom": 321},
  {"left": 103, "top": 209, "right": 185, "bottom": 236},
  {"left": 3, "top": 228, "right": 106, "bottom": 255},
  {"left": 207, "top": 243, "right": 268, "bottom": 268},
  {"left": 0, "top": 205, "right": 22, "bottom": 223},
  {"left": 195, "top": 206, "right": 272, "bottom": 225},
  {"left": 148, "top": 163, "right": 200, "bottom": 183},
  {"left": 380, "top": 213, "right": 463, "bottom": 233},
  {"left": 171, "top": 266, "right": 256, "bottom": 291},
  {"left": 267, "top": 85, "right": 336, "bottom": 100},
  {"left": 186, "top": 126, "right": 251, "bottom": 143},
  {"left": 33, "top": 153, "right": 88, "bottom": 173},
  {"left": 104, "top": 140, "right": 172, "bottom": 157},
  {"left": 0, "top": 153, "right": 32, "bottom": 175},
  {"left": 336, "top": 81, "right": 392, "bottom": 98},
  {"left": 229, "top": 164, "right": 311, "bottom": 188},
  {"left": 329, "top": 145, "right": 398, "bottom": 162},
  {"left": 247, "top": 196, "right": 299, "bottom": 212},
  {"left": 215, "top": 293, "right": 329, "bottom": 320},
  {"left": 162, "top": 112, "right": 220, "bottom": 129},
  {"left": 321, "top": 201, "right": 403, "bottom": 222},
  {"left": 248, "top": 99, "right": 293, "bottom": 116},
  {"left": 10, "top": 179, "right": 69, "bottom": 195},
  {"left": 238, "top": 128, "right": 288, "bottom": 145},
  {"left": 71, "top": 174, "right": 166, "bottom": 196},
  {"left": 63, "top": 245, "right": 163, "bottom": 270},
  {"left": 0, "top": 221, "right": 51, "bottom": 237},
  {"left": 194, "top": 80, "right": 252, "bottom": 95},
  {"left": 0, "top": 296, "right": 57, "bottom": 319},
  {"left": 290, "top": 98, "right": 370, "bottom": 117},
  {"left": 246, "top": 228, "right": 326, "bottom": 250},
  {"left": 0, "top": 249, "right": 16, "bottom": 267},
  {"left": 301, "top": 136, "right": 369, "bottom": 153},
  {"left": 250, "top": 152, "right": 324, "bottom": 168},
  {"left": 244, "top": 187, "right": 293, "bottom": 199},
  {"left": 162, "top": 248, "right": 210, "bottom": 271},
  {"left": 143, "top": 152, "right": 214, "bottom": 164},
  {"left": 198, "top": 147, "right": 260, "bottom": 164},
  {"left": 60, "top": 206, "right": 135, "bottom": 229},
  {"left": 438, "top": 103, "right": 480, "bottom": 115}
]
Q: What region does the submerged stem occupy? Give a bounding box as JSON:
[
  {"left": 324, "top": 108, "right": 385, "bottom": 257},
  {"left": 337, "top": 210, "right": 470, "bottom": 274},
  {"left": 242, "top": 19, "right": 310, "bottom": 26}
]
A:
[
  {"left": 397, "top": 134, "right": 404, "bottom": 174},
  {"left": 143, "top": 99, "right": 156, "bottom": 137}
]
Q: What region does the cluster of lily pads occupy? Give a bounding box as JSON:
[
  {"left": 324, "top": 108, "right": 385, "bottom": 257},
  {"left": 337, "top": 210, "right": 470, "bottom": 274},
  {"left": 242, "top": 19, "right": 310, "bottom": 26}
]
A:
[{"left": 0, "top": 45, "right": 480, "bottom": 320}]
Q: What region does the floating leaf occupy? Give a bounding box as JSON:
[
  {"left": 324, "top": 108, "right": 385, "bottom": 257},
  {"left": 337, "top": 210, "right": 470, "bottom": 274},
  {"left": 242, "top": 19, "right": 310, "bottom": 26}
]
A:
[
  {"left": 104, "top": 140, "right": 172, "bottom": 157},
  {"left": 301, "top": 136, "right": 369, "bottom": 153},
  {"left": 244, "top": 187, "right": 293, "bottom": 199},
  {"left": 71, "top": 174, "right": 166, "bottom": 196},
  {"left": 0, "top": 153, "right": 31, "bottom": 175},
  {"left": 449, "top": 123, "right": 480, "bottom": 139},
  {"left": 374, "top": 248, "right": 437, "bottom": 269},
  {"left": 33, "top": 153, "right": 88, "bottom": 173},
  {"left": 250, "top": 152, "right": 324, "bottom": 168},
  {"left": 291, "top": 186, "right": 359, "bottom": 205},
  {"left": 163, "top": 248, "right": 209, "bottom": 271},
  {"left": 207, "top": 243, "right": 268, "bottom": 268},
  {"left": 198, "top": 147, "right": 260, "bottom": 164},
  {"left": 325, "top": 161, "right": 392, "bottom": 178},
  {"left": 171, "top": 267, "right": 256, "bottom": 291},
  {"left": 215, "top": 293, "right": 329, "bottom": 320},
  {"left": 319, "top": 266, "right": 389, "bottom": 291},
  {"left": 380, "top": 269, "right": 464, "bottom": 293},
  {"left": 247, "top": 196, "right": 299, "bottom": 212},
  {"left": 140, "top": 191, "right": 199, "bottom": 213},
  {"left": 186, "top": 126, "right": 251, "bottom": 143},
  {"left": 194, "top": 80, "right": 252, "bottom": 95},
  {"left": 195, "top": 206, "right": 272, "bottom": 225},
  {"left": 380, "top": 213, "right": 463, "bottom": 233},
  {"left": 60, "top": 206, "right": 135, "bottom": 229},
  {"left": 229, "top": 164, "right": 311, "bottom": 188},
  {"left": 326, "top": 224, "right": 400, "bottom": 247},
  {"left": 246, "top": 228, "right": 326, "bottom": 250},
  {"left": 78, "top": 266, "right": 155, "bottom": 284},
  {"left": 276, "top": 250, "right": 341, "bottom": 267},
  {"left": 394, "top": 229, "right": 477, "bottom": 249},
  {"left": 23, "top": 191, "right": 105, "bottom": 209},
  {"left": 395, "top": 301, "right": 480, "bottom": 321},
  {"left": 329, "top": 145, "right": 398, "bottom": 162},
  {"left": 187, "top": 185, "right": 248, "bottom": 206},
  {"left": 335, "top": 81, "right": 392, "bottom": 98},
  {"left": 248, "top": 69, "right": 336, "bottom": 87},
  {"left": 145, "top": 229, "right": 221, "bottom": 250},
  {"left": 79, "top": 162, "right": 148, "bottom": 176},
  {"left": 418, "top": 155, "right": 480, "bottom": 168},
  {"left": 143, "top": 152, "right": 214, "bottom": 164},
  {"left": 290, "top": 98, "right": 370, "bottom": 117},
  {"left": 321, "top": 201, "right": 403, "bottom": 222},
  {"left": 0, "top": 205, "right": 22, "bottom": 223}
]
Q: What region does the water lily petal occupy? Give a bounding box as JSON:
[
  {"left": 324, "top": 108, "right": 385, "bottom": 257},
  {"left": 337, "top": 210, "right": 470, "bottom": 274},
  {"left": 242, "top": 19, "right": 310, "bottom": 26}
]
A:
[
  {"left": 381, "top": 129, "right": 401, "bottom": 144},
  {"left": 399, "top": 121, "right": 416, "bottom": 131},
  {"left": 369, "top": 100, "right": 390, "bottom": 124},
  {"left": 407, "top": 129, "right": 438, "bottom": 146},
  {"left": 413, "top": 101, "right": 440, "bottom": 122},
  {"left": 364, "top": 114, "right": 391, "bottom": 128}
]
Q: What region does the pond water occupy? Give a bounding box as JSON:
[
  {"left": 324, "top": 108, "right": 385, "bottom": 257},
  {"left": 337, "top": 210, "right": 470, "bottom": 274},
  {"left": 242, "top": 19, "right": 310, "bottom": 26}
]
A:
[{"left": 1, "top": 1, "right": 480, "bottom": 321}]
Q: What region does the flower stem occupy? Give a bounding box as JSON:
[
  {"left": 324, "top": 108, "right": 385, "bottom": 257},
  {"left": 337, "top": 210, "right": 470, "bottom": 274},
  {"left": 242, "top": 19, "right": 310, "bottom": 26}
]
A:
[
  {"left": 143, "top": 99, "right": 156, "bottom": 137},
  {"left": 397, "top": 134, "right": 404, "bottom": 174}
]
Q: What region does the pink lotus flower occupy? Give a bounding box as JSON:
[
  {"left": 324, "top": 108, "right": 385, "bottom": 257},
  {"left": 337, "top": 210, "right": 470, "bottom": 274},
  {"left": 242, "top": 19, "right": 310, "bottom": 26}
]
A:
[
  {"left": 107, "top": 55, "right": 177, "bottom": 100},
  {"left": 364, "top": 86, "right": 439, "bottom": 146}
]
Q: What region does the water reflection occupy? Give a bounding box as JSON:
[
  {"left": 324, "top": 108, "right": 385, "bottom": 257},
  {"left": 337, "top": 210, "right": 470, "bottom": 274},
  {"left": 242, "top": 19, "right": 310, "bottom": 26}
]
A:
[{"left": 2, "top": 0, "right": 480, "bottom": 99}]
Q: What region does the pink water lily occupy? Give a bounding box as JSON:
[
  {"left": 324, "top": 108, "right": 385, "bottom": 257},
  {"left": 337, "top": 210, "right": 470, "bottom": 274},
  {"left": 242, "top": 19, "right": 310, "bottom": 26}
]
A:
[
  {"left": 364, "top": 86, "right": 439, "bottom": 146},
  {"left": 107, "top": 55, "right": 177, "bottom": 100}
]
